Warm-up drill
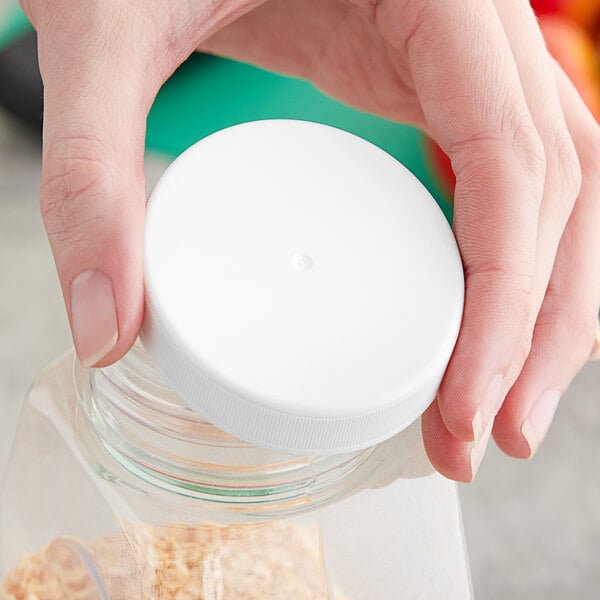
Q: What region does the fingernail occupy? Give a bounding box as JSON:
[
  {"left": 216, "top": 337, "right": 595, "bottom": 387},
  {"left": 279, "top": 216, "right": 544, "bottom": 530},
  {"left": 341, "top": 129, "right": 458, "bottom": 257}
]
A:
[
  {"left": 470, "top": 419, "right": 493, "bottom": 480},
  {"left": 521, "top": 390, "right": 561, "bottom": 457},
  {"left": 590, "top": 325, "right": 600, "bottom": 361},
  {"left": 472, "top": 373, "right": 504, "bottom": 442},
  {"left": 70, "top": 269, "right": 118, "bottom": 367}
]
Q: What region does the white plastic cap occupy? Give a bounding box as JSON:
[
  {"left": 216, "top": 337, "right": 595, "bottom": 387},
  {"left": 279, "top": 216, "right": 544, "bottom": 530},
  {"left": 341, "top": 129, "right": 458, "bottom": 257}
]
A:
[{"left": 141, "top": 120, "right": 464, "bottom": 455}]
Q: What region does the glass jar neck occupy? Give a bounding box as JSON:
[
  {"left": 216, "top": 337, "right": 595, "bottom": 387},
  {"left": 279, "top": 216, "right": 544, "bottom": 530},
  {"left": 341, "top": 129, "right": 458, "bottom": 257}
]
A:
[{"left": 75, "top": 342, "right": 373, "bottom": 510}]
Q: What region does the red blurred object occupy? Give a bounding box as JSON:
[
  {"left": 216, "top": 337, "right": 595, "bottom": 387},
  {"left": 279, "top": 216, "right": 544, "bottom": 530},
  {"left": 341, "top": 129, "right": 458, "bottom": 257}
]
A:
[
  {"left": 530, "top": 0, "right": 561, "bottom": 16},
  {"left": 425, "top": 138, "right": 455, "bottom": 203}
]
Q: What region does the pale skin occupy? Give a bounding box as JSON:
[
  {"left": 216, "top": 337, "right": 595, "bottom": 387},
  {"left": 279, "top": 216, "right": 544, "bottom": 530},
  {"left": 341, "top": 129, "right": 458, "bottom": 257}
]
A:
[{"left": 20, "top": 0, "right": 600, "bottom": 482}]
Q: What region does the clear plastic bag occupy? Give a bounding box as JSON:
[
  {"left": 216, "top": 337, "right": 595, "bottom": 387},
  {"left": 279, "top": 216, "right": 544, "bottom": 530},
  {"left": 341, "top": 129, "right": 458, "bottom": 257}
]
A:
[{"left": 1, "top": 348, "right": 471, "bottom": 599}]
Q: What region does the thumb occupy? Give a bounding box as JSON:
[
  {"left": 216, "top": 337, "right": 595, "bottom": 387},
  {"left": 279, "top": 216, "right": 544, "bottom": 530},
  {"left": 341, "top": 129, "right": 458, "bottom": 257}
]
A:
[{"left": 37, "top": 17, "right": 162, "bottom": 368}]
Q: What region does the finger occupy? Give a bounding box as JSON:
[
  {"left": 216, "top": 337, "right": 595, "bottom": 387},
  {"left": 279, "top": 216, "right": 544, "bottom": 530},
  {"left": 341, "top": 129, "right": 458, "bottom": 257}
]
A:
[
  {"left": 494, "top": 0, "right": 582, "bottom": 314},
  {"left": 421, "top": 398, "right": 494, "bottom": 483},
  {"left": 493, "top": 65, "right": 600, "bottom": 458},
  {"left": 36, "top": 10, "right": 164, "bottom": 367},
  {"left": 377, "top": 0, "right": 546, "bottom": 447}
]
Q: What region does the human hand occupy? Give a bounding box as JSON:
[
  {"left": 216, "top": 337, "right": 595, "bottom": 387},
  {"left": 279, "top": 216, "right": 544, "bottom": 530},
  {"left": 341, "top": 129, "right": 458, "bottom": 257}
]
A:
[{"left": 24, "top": 0, "right": 600, "bottom": 480}]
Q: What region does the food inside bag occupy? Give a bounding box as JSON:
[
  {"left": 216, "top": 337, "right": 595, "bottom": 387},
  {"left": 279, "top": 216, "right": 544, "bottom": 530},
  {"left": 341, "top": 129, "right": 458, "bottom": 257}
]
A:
[{"left": 1, "top": 520, "right": 349, "bottom": 599}]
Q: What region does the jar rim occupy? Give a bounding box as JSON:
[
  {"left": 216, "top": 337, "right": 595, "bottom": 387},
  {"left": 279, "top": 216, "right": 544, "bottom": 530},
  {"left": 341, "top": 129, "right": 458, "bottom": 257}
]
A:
[{"left": 75, "top": 343, "right": 375, "bottom": 510}]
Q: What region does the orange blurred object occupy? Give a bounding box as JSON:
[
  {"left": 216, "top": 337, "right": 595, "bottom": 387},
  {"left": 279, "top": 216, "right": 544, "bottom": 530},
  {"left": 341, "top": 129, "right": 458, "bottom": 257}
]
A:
[
  {"left": 539, "top": 15, "right": 600, "bottom": 120},
  {"left": 530, "top": 0, "right": 600, "bottom": 33},
  {"left": 562, "top": 0, "right": 600, "bottom": 33}
]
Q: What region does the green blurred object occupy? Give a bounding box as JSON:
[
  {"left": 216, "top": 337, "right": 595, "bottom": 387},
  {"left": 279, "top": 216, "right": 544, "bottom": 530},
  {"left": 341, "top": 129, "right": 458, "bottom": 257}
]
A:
[
  {"left": 0, "top": 0, "right": 30, "bottom": 49},
  {"left": 147, "top": 53, "right": 452, "bottom": 222},
  {"left": 1, "top": 3, "right": 451, "bottom": 221}
]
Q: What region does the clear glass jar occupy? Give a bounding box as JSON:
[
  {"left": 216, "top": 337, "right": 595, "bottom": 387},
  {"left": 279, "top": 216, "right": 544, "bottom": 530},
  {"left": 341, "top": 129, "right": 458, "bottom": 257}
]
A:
[
  {"left": 1, "top": 120, "right": 469, "bottom": 599},
  {"left": 0, "top": 344, "right": 471, "bottom": 599}
]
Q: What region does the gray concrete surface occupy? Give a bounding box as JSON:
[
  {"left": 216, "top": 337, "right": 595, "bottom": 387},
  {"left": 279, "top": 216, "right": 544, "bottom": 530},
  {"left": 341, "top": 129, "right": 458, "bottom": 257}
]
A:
[{"left": 0, "top": 105, "right": 599, "bottom": 599}]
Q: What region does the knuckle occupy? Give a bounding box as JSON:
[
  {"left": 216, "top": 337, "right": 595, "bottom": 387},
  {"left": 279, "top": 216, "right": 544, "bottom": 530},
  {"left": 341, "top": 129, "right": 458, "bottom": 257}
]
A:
[
  {"left": 466, "top": 263, "right": 532, "bottom": 304},
  {"left": 466, "top": 265, "right": 535, "bottom": 365},
  {"left": 40, "top": 135, "right": 113, "bottom": 238},
  {"left": 449, "top": 101, "right": 547, "bottom": 198},
  {"left": 548, "top": 129, "right": 582, "bottom": 206},
  {"left": 500, "top": 101, "right": 547, "bottom": 186},
  {"left": 536, "top": 303, "right": 598, "bottom": 365},
  {"left": 398, "top": 1, "right": 431, "bottom": 54},
  {"left": 467, "top": 265, "right": 533, "bottom": 326},
  {"left": 514, "top": 326, "right": 534, "bottom": 368}
]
